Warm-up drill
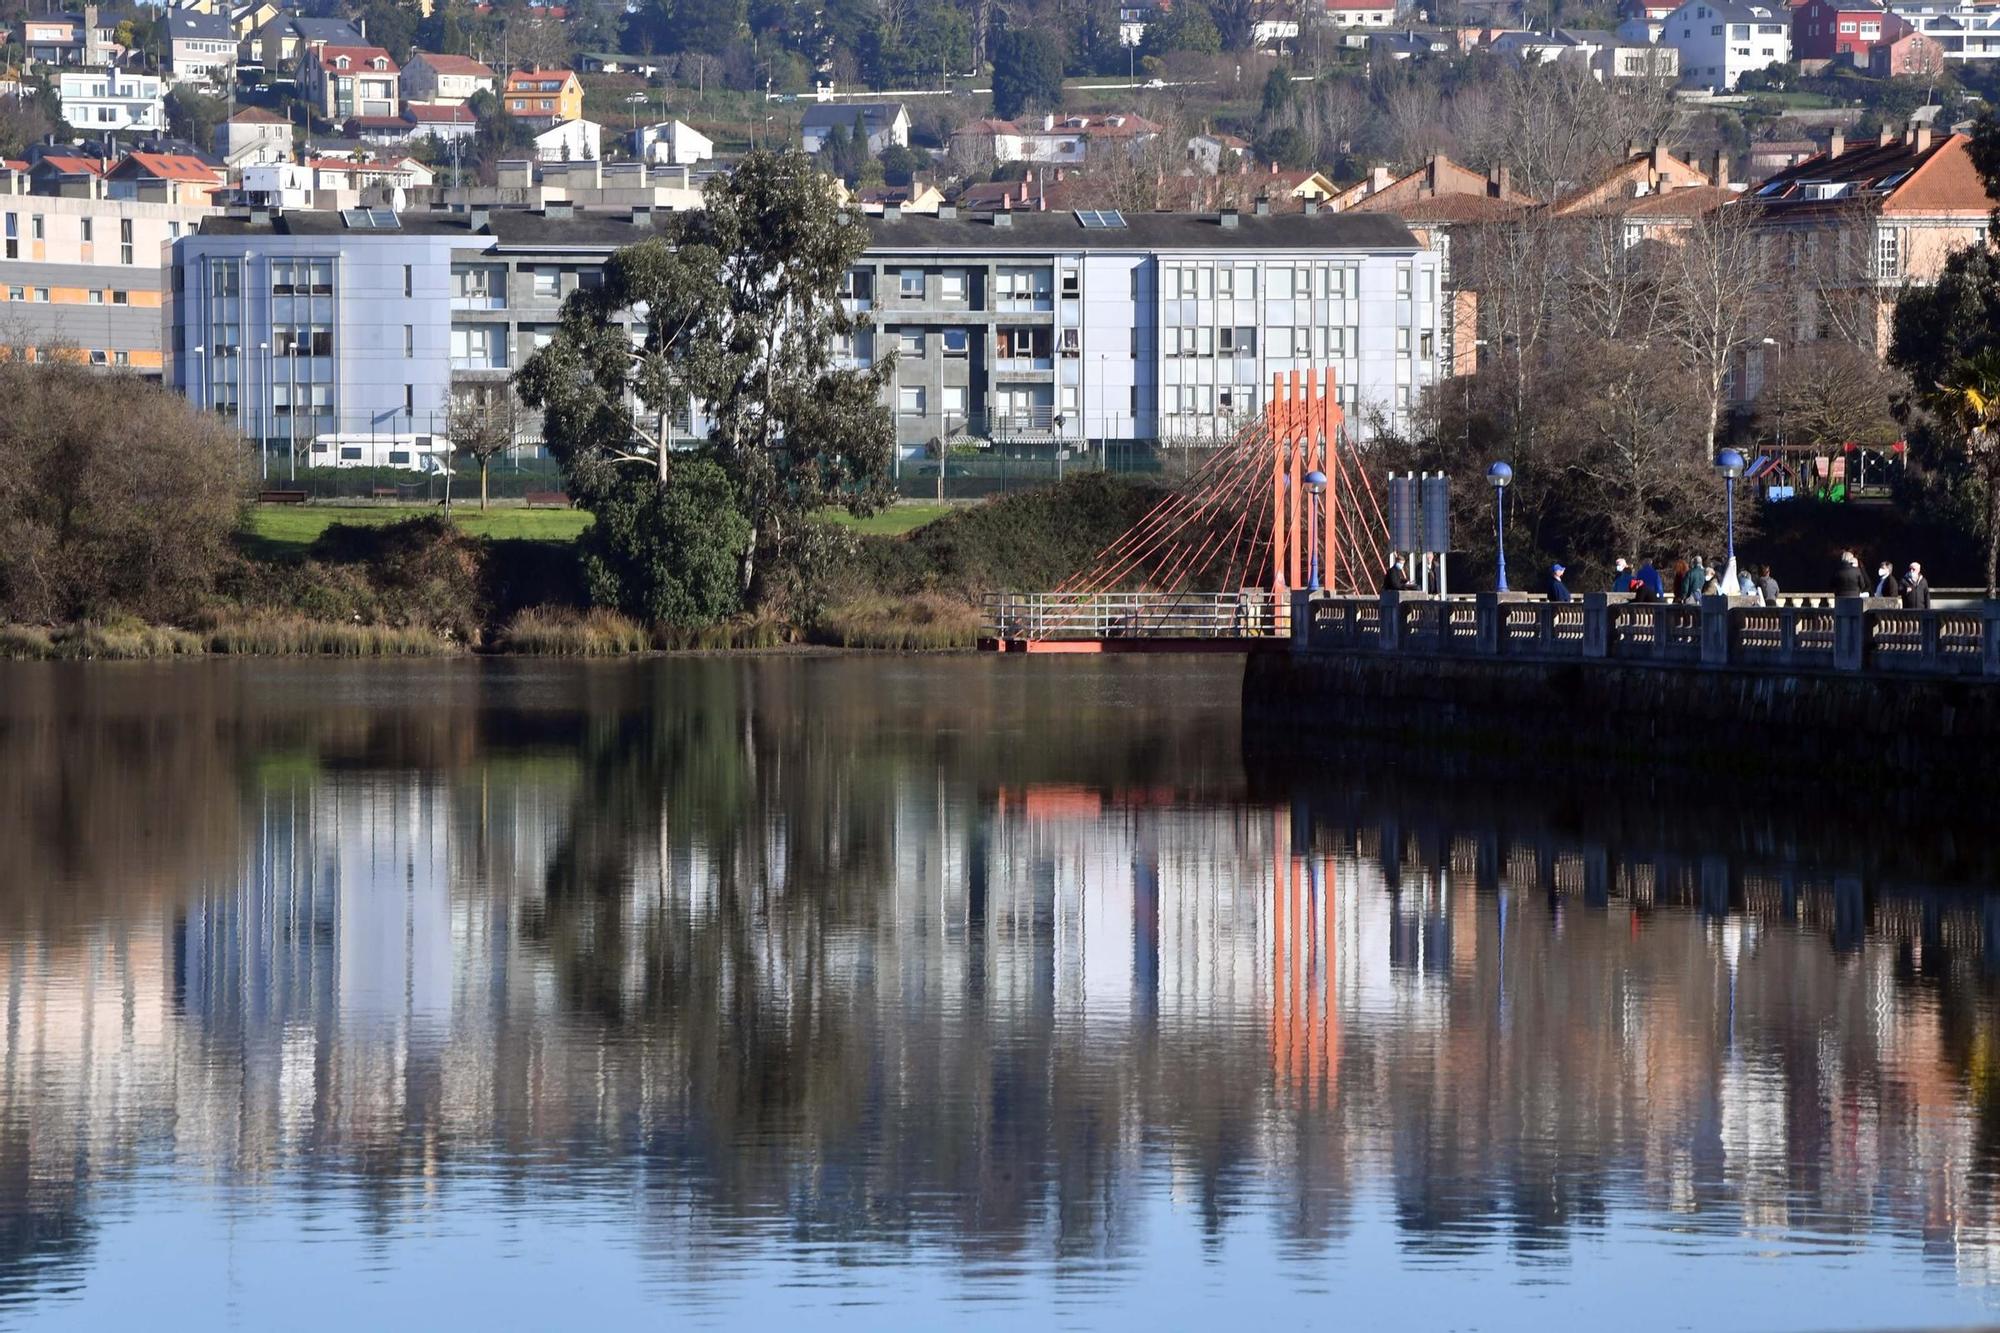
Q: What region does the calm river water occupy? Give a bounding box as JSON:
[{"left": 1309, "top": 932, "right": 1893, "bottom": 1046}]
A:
[{"left": 3, "top": 655, "right": 1999, "bottom": 1329}]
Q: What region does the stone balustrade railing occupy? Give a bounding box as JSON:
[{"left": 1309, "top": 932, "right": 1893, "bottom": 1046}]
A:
[{"left": 1293, "top": 591, "right": 2000, "bottom": 679}]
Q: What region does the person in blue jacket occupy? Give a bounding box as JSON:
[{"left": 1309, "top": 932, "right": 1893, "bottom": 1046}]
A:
[
  {"left": 1634, "top": 559, "right": 1664, "bottom": 602},
  {"left": 1548, "top": 563, "right": 1572, "bottom": 602}
]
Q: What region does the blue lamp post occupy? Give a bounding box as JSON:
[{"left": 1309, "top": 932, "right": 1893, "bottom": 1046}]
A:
[
  {"left": 1715, "top": 448, "right": 1744, "bottom": 568},
  {"left": 1487, "top": 461, "right": 1513, "bottom": 593},
  {"left": 1304, "top": 469, "right": 1327, "bottom": 590}
]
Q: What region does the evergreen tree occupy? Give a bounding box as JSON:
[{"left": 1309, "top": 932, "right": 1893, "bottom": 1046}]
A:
[
  {"left": 516, "top": 150, "right": 894, "bottom": 610},
  {"left": 991, "top": 28, "right": 1065, "bottom": 120}
]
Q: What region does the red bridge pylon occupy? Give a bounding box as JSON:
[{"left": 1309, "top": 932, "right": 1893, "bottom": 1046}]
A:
[{"left": 1012, "top": 369, "right": 1390, "bottom": 643}]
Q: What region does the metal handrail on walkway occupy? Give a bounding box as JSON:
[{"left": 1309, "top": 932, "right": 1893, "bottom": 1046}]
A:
[
  {"left": 1295, "top": 591, "right": 2000, "bottom": 680},
  {"left": 982, "top": 590, "right": 1290, "bottom": 640}
]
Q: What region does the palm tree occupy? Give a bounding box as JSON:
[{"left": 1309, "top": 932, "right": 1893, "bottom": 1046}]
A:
[{"left": 1924, "top": 347, "right": 2000, "bottom": 598}]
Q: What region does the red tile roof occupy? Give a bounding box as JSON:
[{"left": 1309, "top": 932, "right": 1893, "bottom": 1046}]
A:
[
  {"left": 228, "top": 106, "right": 288, "bottom": 124},
  {"left": 33, "top": 153, "right": 106, "bottom": 176},
  {"left": 314, "top": 44, "right": 398, "bottom": 73},
  {"left": 406, "top": 101, "right": 477, "bottom": 123},
  {"left": 410, "top": 52, "right": 492, "bottom": 76},
  {"left": 113, "top": 152, "right": 221, "bottom": 182}
]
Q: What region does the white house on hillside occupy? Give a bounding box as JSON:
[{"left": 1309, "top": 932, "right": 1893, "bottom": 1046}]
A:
[
  {"left": 55, "top": 67, "right": 165, "bottom": 132},
  {"left": 800, "top": 102, "right": 910, "bottom": 154},
  {"left": 634, "top": 119, "right": 712, "bottom": 166},
  {"left": 1660, "top": 0, "right": 1791, "bottom": 87},
  {"left": 533, "top": 117, "right": 601, "bottom": 161}
]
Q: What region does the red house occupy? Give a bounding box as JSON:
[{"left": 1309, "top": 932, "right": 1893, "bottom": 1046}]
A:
[{"left": 1792, "top": 0, "right": 1891, "bottom": 61}]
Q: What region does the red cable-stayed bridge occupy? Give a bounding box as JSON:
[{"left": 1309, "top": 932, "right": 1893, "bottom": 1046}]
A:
[{"left": 981, "top": 370, "right": 1392, "bottom": 653}]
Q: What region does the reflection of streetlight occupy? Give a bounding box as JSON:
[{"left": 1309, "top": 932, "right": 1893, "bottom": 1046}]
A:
[
  {"left": 1305, "top": 469, "right": 1327, "bottom": 590},
  {"left": 1715, "top": 447, "right": 1745, "bottom": 568},
  {"left": 258, "top": 341, "right": 270, "bottom": 480},
  {"left": 1487, "top": 460, "right": 1513, "bottom": 593}
]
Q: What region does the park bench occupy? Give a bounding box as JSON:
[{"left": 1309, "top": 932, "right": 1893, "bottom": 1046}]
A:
[
  {"left": 524, "top": 490, "right": 571, "bottom": 509},
  {"left": 257, "top": 490, "right": 308, "bottom": 505},
  {"left": 370, "top": 485, "right": 399, "bottom": 499}
]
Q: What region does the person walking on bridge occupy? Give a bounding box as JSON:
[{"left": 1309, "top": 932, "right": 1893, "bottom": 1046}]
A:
[
  {"left": 1902, "top": 562, "right": 1932, "bottom": 609},
  {"left": 1634, "top": 559, "right": 1664, "bottom": 602},
  {"left": 1381, "top": 555, "right": 1411, "bottom": 593},
  {"left": 1834, "top": 551, "right": 1865, "bottom": 596}
]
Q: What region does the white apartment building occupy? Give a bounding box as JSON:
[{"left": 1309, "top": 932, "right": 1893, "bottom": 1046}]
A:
[
  {"left": 166, "top": 203, "right": 1443, "bottom": 455},
  {"left": 1886, "top": 0, "right": 2000, "bottom": 60},
  {"left": 1661, "top": 0, "right": 1792, "bottom": 87},
  {"left": 55, "top": 67, "right": 166, "bottom": 133}
]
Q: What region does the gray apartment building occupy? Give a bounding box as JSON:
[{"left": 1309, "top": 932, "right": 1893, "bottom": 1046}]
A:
[{"left": 165, "top": 203, "right": 1442, "bottom": 462}]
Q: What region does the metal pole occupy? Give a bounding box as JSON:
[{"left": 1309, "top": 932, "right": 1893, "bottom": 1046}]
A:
[
  {"left": 1495, "top": 486, "right": 1509, "bottom": 593},
  {"left": 1725, "top": 474, "right": 1736, "bottom": 567}
]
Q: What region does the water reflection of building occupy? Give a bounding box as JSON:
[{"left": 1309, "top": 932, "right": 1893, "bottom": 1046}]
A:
[{"left": 14, "top": 755, "right": 2000, "bottom": 1312}]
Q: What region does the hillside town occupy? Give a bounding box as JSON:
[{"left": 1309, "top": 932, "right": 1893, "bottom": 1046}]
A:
[{"left": 0, "top": 0, "right": 1991, "bottom": 466}]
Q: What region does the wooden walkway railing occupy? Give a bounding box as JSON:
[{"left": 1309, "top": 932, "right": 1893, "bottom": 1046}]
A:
[{"left": 1296, "top": 592, "right": 2000, "bottom": 680}]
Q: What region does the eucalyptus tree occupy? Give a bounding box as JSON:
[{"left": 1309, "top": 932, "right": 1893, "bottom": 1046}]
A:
[{"left": 517, "top": 149, "right": 895, "bottom": 607}]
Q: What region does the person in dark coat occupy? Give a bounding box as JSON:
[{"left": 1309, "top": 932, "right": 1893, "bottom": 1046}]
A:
[
  {"left": 1873, "top": 560, "right": 1899, "bottom": 598},
  {"left": 1833, "top": 551, "right": 1866, "bottom": 596},
  {"left": 1756, "top": 564, "right": 1780, "bottom": 604},
  {"left": 1634, "top": 560, "right": 1664, "bottom": 602},
  {"left": 1609, "top": 557, "right": 1631, "bottom": 591},
  {"left": 1548, "top": 563, "right": 1572, "bottom": 602},
  {"left": 1902, "top": 562, "right": 1932, "bottom": 609},
  {"left": 1381, "top": 556, "right": 1411, "bottom": 592}
]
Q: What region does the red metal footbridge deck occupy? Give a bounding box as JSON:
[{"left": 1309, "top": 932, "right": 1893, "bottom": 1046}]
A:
[{"left": 980, "top": 371, "right": 1392, "bottom": 654}]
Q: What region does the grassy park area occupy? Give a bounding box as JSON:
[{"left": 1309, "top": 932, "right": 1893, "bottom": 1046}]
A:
[
  {"left": 243, "top": 501, "right": 952, "bottom": 553},
  {"left": 244, "top": 504, "right": 594, "bottom": 553}
]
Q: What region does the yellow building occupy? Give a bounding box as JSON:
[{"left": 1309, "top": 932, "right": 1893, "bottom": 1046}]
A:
[{"left": 502, "top": 68, "right": 582, "bottom": 124}]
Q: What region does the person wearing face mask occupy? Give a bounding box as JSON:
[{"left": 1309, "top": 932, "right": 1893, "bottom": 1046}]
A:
[
  {"left": 1873, "top": 560, "right": 1899, "bottom": 598},
  {"left": 1901, "top": 562, "right": 1931, "bottom": 610}
]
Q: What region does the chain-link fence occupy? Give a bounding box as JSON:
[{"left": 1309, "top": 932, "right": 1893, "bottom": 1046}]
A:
[{"left": 891, "top": 439, "right": 1232, "bottom": 501}]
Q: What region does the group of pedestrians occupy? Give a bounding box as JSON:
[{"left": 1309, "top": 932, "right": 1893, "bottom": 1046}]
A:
[
  {"left": 1558, "top": 555, "right": 1782, "bottom": 606},
  {"left": 1832, "top": 550, "right": 1931, "bottom": 608},
  {"left": 1379, "top": 549, "right": 1934, "bottom": 607}
]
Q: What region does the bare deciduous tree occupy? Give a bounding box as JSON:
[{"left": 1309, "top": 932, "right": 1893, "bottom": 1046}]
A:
[{"left": 447, "top": 386, "right": 524, "bottom": 510}]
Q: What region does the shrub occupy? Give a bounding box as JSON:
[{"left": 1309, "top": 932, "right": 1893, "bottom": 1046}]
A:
[
  {"left": 812, "top": 593, "right": 982, "bottom": 650},
  {"left": 0, "top": 360, "right": 245, "bottom": 623},
  {"left": 579, "top": 462, "right": 751, "bottom": 627}
]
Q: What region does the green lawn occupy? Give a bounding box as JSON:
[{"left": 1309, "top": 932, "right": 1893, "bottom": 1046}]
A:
[
  {"left": 818, "top": 504, "right": 952, "bottom": 536},
  {"left": 244, "top": 504, "right": 594, "bottom": 552},
  {"left": 245, "top": 499, "right": 948, "bottom": 555}
]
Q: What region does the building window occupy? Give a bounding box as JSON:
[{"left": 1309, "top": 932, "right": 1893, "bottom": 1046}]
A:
[
  {"left": 405, "top": 324, "right": 414, "bottom": 355},
  {"left": 1878, "top": 228, "right": 1901, "bottom": 279},
  {"left": 404, "top": 264, "right": 414, "bottom": 297},
  {"left": 1396, "top": 328, "right": 1411, "bottom": 354},
  {"left": 114, "top": 351, "right": 128, "bottom": 365},
  {"left": 33, "top": 288, "right": 48, "bottom": 303},
  {"left": 1396, "top": 265, "right": 1412, "bottom": 296},
  {"left": 404, "top": 384, "right": 414, "bottom": 415},
  {"left": 897, "top": 327, "right": 923, "bottom": 358},
  {"left": 533, "top": 268, "right": 559, "bottom": 299},
  {"left": 80, "top": 218, "right": 92, "bottom": 243},
  {"left": 3, "top": 213, "right": 14, "bottom": 259},
  {"left": 1419, "top": 330, "right": 1435, "bottom": 359},
  {"left": 898, "top": 385, "right": 924, "bottom": 415},
  {"left": 5, "top": 286, "right": 19, "bottom": 301},
  {"left": 30, "top": 214, "right": 43, "bottom": 241},
  {"left": 943, "top": 328, "right": 969, "bottom": 356},
  {"left": 88, "top": 349, "right": 108, "bottom": 365},
  {"left": 899, "top": 268, "right": 923, "bottom": 298},
  {"left": 89, "top": 289, "right": 103, "bottom": 304},
  {"left": 119, "top": 218, "right": 132, "bottom": 265},
  {"left": 942, "top": 385, "right": 967, "bottom": 418},
  {"left": 940, "top": 272, "right": 966, "bottom": 302},
  {"left": 1061, "top": 268, "right": 1080, "bottom": 296}
]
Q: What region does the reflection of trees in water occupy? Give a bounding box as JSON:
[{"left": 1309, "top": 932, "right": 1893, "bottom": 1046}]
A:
[{"left": 17, "top": 656, "right": 2000, "bottom": 1304}]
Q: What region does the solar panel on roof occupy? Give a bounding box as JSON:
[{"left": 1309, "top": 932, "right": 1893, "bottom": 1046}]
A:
[{"left": 1074, "top": 209, "right": 1128, "bottom": 229}]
